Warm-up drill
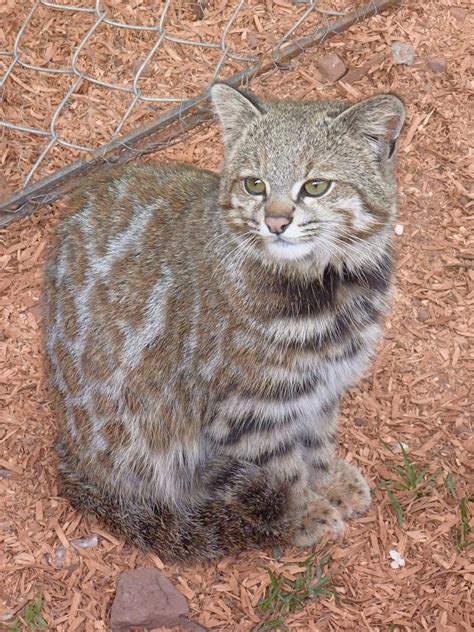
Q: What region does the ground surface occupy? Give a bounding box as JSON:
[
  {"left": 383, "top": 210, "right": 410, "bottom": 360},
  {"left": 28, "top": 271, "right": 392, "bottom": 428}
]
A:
[{"left": 1, "top": 1, "right": 473, "bottom": 631}]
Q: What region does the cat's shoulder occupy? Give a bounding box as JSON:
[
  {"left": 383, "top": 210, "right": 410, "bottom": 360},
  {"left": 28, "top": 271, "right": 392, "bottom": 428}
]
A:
[
  {"left": 72, "top": 162, "right": 217, "bottom": 208},
  {"left": 58, "top": 162, "right": 219, "bottom": 239}
]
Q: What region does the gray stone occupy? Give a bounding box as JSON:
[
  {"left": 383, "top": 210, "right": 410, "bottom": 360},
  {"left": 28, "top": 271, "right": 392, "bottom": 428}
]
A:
[
  {"left": 110, "top": 568, "right": 189, "bottom": 631},
  {"left": 391, "top": 42, "right": 415, "bottom": 66}
]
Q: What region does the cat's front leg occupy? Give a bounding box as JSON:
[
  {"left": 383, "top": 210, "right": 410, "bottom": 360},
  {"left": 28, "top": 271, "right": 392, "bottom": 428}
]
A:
[
  {"left": 305, "top": 437, "right": 371, "bottom": 519},
  {"left": 256, "top": 449, "right": 346, "bottom": 547},
  {"left": 316, "top": 459, "right": 372, "bottom": 519},
  {"left": 303, "top": 406, "right": 371, "bottom": 520}
]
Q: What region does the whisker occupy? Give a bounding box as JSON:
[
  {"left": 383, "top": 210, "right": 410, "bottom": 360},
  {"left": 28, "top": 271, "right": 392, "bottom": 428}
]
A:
[{"left": 209, "top": 231, "right": 257, "bottom": 281}]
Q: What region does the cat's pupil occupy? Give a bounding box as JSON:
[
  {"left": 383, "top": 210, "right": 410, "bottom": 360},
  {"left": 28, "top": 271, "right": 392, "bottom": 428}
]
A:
[
  {"left": 244, "top": 176, "right": 266, "bottom": 195},
  {"left": 302, "top": 180, "right": 331, "bottom": 197}
]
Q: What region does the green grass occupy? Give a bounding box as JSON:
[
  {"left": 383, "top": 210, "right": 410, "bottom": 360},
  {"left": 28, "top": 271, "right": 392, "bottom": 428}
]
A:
[
  {"left": 443, "top": 472, "right": 457, "bottom": 499},
  {"left": 389, "top": 444, "right": 441, "bottom": 495},
  {"left": 379, "top": 480, "right": 405, "bottom": 526},
  {"left": 253, "top": 553, "right": 334, "bottom": 631},
  {"left": 455, "top": 498, "right": 474, "bottom": 552},
  {"left": 8, "top": 596, "right": 47, "bottom": 631},
  {"left": 378, "top": 444, "right": 473, "bottom": 550},
  {"left": 377, "top": 442, "right": 442, "bottom": 525}
]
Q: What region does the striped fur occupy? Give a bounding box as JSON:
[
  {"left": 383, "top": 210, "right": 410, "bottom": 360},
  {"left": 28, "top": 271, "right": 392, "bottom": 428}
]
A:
[{"left": 44, "top": 86, "right": 404, "bottom": 560}]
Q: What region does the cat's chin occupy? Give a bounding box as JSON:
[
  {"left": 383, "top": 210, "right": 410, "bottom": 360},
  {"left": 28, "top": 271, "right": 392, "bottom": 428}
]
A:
[{"left": 264, "top": 239, "right": 315, "bottom": 261}]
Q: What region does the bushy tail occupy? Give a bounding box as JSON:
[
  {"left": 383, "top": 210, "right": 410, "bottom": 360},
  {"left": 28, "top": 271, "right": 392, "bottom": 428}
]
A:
[{"left": 56, "top": 440, "right": 294, "bottom": 561}]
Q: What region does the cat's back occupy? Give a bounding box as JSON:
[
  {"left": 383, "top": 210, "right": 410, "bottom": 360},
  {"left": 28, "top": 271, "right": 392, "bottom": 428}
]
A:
[
  {"left": 45, "top": 162, "right": 219, "bottom": 336},
  {"left": 56, "top": 163, "right": 219, "bottom": 258},
  {"left": 44, "top": 163, "right": 219, "bottom": 429}
]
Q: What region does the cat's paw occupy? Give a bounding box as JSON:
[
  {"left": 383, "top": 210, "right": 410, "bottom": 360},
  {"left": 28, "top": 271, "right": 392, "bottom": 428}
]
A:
[
  {"left": 320, "top": 460, "right": 371, "bottom": 520},
  {"left": 290, "top": 493, "right": 345, "bottom": 547}
]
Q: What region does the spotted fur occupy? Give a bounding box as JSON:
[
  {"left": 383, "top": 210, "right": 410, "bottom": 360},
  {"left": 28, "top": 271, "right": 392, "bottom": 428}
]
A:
[{"left": 44, "top": 85, "right": 405, "bottom": 560}]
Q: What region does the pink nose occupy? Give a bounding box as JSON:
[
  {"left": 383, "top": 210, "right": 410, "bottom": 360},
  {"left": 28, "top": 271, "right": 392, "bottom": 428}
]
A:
[{"left": 265, "top": 216, "right": 292, "bottom": 234}]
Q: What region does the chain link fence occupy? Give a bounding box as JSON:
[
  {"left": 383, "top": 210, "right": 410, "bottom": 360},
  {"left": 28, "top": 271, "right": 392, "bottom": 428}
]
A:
[{"left": 0, "top": 0, "right": 401, "bottom": 226}]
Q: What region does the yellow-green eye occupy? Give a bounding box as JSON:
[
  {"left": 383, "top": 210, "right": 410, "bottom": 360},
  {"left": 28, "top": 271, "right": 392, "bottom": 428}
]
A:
[
  {"left": 302, "top": 180, "right": 332, "bottom": 197},
  {"left": 244, "top": 177, "right": 266, "bottom": 195}
]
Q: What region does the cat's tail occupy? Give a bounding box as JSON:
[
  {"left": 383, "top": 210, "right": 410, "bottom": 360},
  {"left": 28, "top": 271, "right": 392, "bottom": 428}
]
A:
[{"left": 55, "top": 440, "right": 294, "bottom": 560}]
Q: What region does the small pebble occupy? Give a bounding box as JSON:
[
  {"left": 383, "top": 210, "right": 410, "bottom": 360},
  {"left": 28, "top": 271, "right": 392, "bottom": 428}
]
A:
[
  {"left": 394, "top": 223, "right": 404, "bottom": 236},
  {"left": 417, "top": 308, "right": 430, "bottom": 322},
  {"left": 391, "top": 42, "right": 415, "bottom": 66},
  {"left": 316, "top": 52, "right": 347, "bottom": 82},
  {"left": 427, "top": 56, "right": 448, "bottom": 73},
  {"left": 449, "top": 6, "right": 468, "bottom": 23},
  {"left": 133, "top": 61, "right": 153, "bottom": 78}
]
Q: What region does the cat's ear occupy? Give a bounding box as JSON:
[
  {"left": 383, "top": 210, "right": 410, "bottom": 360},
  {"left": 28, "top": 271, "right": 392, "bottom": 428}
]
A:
[
  {"left": 337, "top": 94, "right": 405, "bottom": 160},
  {"left": 211, "top": 83, "right": 262, "bottom": 145}
]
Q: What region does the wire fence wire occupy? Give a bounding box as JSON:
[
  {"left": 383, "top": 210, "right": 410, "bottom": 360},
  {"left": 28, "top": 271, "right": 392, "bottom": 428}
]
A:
[{"left": 0, "top": 0, "right": 401, "bottom": 226}]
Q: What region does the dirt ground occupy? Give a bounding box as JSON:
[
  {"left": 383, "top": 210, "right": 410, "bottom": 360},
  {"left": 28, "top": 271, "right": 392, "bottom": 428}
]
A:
[{"left": 1, "top": 1, "right": 473, "bottom": 631}]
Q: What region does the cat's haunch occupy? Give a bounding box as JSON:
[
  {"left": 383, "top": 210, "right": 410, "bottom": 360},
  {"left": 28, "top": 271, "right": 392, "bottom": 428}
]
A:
[{"left": 44, "top": 85, "right": 404, "bottom": 560}]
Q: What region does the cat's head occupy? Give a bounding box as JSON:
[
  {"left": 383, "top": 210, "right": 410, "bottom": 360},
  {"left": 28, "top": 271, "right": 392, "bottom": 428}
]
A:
[{"left": 211, "top": 84, "right": 405, "bottom": 273}]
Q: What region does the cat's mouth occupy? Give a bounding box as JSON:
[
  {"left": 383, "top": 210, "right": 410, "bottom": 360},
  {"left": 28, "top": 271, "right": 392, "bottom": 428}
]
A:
[
  {"left": 271, "top": 235, "right": 295, "bottom": 246},
  {"left": 264, "top": 235, "right": 315, "bottom": 261}
]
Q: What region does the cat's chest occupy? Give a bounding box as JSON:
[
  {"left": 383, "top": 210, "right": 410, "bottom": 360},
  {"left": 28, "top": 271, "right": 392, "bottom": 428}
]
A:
[
  {"left": 245, "top": 270, "right": 341, "bottom": 321},
  {"left": 233, "top": 258, "right": 391, "bottom": 325}
]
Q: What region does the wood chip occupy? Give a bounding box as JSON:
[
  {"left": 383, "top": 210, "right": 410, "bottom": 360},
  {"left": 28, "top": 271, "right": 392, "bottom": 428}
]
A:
[{"left": 1, "top": 1, "right": 471, "bottom": 630}]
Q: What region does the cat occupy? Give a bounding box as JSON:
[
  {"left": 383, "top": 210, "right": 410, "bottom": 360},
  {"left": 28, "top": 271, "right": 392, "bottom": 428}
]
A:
[{"left": 44, "top": 83, "right": 405, "bottom": 560}]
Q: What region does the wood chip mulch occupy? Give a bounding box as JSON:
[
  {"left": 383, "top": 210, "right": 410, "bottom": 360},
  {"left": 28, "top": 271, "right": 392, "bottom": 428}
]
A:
[{"left": 1, "top": 1, "right": 472, "bottom": 631}]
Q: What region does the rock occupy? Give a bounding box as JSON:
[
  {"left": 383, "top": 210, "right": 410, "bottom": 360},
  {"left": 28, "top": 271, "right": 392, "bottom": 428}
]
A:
[
  {"left": 191, "top": 0, "right": 207, "bottom": 19},
  {"left": 394, "top": 223, "right": 404, "bottom": 236},
  {"left": 449, "top": 6, "right": 468, "bottom": 23},
  {"left": 427, "top": 56, "right": 447, "bottom": 73},
  {"left": 133, "top": 61, "right": 153, "bottom": 78},
  {"left": 391, "top": 42, "right": 414, "bottom": 66},
  {"left": 110, "top": 568, "right": 189, "bottom": 631},
  {"left": 417, "top": 308, "right": 430, "bottom": 322},
  {"left": 316, "top": 52, "right": 347, "bottom": 82}
]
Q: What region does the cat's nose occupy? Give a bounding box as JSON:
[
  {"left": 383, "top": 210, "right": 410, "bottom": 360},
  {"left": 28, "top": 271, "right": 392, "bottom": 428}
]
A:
[{"left": 265, "top": 216, "right": 292, "bottom": 234}]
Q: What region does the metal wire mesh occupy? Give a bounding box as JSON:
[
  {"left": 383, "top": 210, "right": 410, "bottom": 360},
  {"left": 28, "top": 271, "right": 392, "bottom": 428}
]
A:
[{"left": 0, "top": 0, "right": 401, "bottom": 225}]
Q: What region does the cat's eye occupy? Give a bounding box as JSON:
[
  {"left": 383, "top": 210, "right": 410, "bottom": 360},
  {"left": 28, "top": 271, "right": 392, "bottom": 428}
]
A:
[
  {"left": 244, "top": 177, "right": 266, "bottom": 196},
  {"left": 301, "top": 180, "right": 332, "bottom": 197}
]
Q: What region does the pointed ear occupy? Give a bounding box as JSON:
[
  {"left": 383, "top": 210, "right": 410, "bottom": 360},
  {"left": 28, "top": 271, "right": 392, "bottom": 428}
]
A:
[
  {"left": 337, "top": 94, "right": 405, "bottom": 159},
  {"left": 211, "top": 83, "right": 262, "bottom": 145}
]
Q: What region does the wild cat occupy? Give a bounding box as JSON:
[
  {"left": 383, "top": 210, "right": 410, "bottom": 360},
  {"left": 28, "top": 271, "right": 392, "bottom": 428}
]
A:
[{"left": 44, "top": 84, "right": 405, "bottom": 560}]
